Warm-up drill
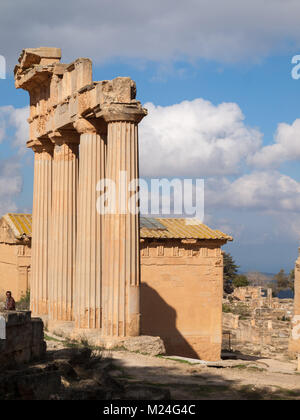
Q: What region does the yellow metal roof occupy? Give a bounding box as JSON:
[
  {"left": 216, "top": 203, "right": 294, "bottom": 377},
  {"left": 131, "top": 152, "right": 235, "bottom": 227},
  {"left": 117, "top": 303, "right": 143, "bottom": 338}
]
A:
[
  {"left": 1, "top": 214, "right": 232, "bottom": 242},
  {"left": 140, "top": 217, "right": 232, "bottom": 241},
  {"left": 3, "top": 213, "right": 32, "bottom": 239}
]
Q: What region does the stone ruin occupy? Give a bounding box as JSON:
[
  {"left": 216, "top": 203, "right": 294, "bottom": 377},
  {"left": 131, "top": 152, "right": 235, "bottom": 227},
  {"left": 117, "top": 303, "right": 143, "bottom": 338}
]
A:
[
  {"left": 232, "top": 286, "right": 273, "bottom": 309},
  {"left": 14, "top": 47, "right": 147, "bottom": 345},
  {"left": 0, "top": 311, "right": 45, "bottom": 369},
  {"left": 289, "top": 247, "right": 300, "bottom": 355},
  {"left": 223, "top": 286, "right": 294, "bottom": 358}
]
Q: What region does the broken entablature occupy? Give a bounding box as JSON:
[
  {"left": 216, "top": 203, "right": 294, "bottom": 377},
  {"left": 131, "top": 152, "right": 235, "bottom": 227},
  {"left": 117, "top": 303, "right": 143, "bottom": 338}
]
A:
[
  {"left": 15, "top": 47, "right": 147, "bottom": 338},
  {"left": 14, "top": 48, "right": 146, "bottom": 147}
]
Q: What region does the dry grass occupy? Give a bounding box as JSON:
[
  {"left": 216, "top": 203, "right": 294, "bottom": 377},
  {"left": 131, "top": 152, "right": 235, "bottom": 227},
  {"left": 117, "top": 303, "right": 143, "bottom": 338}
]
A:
[
  {"left": 0, "top": 295, "right": 5, "bottom": 311},
  {"left": 16, "top": 290, "right": 30, "bottom": 310}
]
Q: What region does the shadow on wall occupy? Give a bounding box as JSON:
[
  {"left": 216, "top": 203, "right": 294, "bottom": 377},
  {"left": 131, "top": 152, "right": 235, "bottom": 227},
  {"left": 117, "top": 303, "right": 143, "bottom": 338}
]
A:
[{"left": 140, "top": 283, "right": 199, "bottom": 359}]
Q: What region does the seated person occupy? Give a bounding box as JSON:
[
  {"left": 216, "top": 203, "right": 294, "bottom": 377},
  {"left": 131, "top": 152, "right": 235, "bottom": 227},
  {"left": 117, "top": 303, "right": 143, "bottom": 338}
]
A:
[{"left": 5, "top": 291, "right": 15, "bottom": 311}]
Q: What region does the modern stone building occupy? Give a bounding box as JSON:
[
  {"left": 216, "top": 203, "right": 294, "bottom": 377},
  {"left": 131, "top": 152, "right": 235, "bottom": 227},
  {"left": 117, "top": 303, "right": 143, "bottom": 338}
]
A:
[
  {"left": 0, "top": 213, "right": 231, "bottom": 360},
  {"left": 0, "top": 213, "right": 31, "bottom": 300},
  {"left": 140, "top": 217, "right": 232, "bottom": 361}
]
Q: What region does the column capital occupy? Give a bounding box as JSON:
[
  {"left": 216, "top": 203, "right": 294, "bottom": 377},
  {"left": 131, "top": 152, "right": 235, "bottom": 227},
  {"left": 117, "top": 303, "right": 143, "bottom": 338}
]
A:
[
  {"left": 49, "top": 129, "right": 80, "bottom": 145},
  {"left": 73, "top": 117, "right": 97, "bottom": 135},
  {"left": 27, "top": 138, "right": 54, "bottom": 154},
  {"left": 101, "top": 102, "right": 147, "bottom": 124}
]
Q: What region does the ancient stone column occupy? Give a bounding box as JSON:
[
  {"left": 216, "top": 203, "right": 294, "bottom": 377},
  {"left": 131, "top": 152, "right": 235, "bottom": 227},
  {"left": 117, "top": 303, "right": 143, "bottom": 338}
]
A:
[
  {"left": 48, "top": 133, "right": 79, "bottom": 322},
  {"left": 267, "top": 288, "right": 273, "bottom": 308},
  {"left": 74, "top": 118, "right": 106, "bottom": 329},
  {"left": 102, "top": 105, "right": 146, "bottom": 337},
  {"left": 289, "top": 248, "right": 300, "bottom": 354},
  {"left": 30, "top": 141, "right": 53, "bottom": 316}
]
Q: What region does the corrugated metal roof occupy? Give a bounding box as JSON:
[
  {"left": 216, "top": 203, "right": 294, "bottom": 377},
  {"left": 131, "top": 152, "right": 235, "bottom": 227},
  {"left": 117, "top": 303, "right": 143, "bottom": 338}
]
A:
[
  {"left": 140, "top": 218, "right": 232, "bottom": 241},
  {"left": 140, "top": 217, "right": 168, "bottom": 231},
  {"left": 3, "top": 213, "right": 32, "bottom": 239},
  {"left": 1, "top": 213, "right": 232, "bottom": 242}
]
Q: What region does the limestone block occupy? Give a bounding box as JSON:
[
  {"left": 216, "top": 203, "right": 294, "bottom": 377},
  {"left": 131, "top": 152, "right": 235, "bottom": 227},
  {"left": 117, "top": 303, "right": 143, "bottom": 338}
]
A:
[
  {"left": 118, "top": 336, "right": 166, "bottom": 356},
  {"left": 5, "top": 323, "right": 33, "bottom": 352},
  {"left": 2, "top": 310, "right": 31, "bottom": 326},
  {"left": 0, "top": 315, "right": 5, "bottom": 339},
  {"left": 0, "top": 310, "right": 46, "bottom": 368},
  {"left": 31, "top": 318, "right": 44, "bottom": 342}
]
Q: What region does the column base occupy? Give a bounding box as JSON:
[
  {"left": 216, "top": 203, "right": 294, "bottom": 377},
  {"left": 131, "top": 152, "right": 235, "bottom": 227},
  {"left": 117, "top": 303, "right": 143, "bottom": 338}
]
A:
[
  {"left": 71, "top": 330, "right": 127, "bottom": 349},
  {"left": 68, "top": 328, "right": 140, "bottom": 350},
  {"left": 47, "top": 320, "right": 75, "bottom": 339},
  {"left": 46, "top": 321, "right": 165, "bottom": 356}
]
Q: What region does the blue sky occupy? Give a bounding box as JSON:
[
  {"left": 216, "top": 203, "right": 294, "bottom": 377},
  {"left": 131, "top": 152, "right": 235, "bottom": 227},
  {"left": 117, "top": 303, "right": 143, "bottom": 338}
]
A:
[{"left": 2, "top": 0, "right": 300, "bottom": 274}]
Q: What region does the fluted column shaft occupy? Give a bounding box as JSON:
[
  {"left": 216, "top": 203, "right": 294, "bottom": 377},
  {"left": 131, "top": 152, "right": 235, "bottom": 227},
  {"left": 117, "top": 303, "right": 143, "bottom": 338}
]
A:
[
  {"left": 289, "top": 249, "right": 300, "bottom": 353},
  {"left": 102, "top": 121, "right": 141, "bottom": 337},
  {"left": 31, "top": 143, "right": 53, "bottom": 316},
  {"left": 74, "top": 119, "right": 106, "bottom": 329},
  {"left": 49, "top": 138, "right": 78, "bottom": 321},
  {"left": 295, "top": 262, "right": 300, "bottom": 315}
]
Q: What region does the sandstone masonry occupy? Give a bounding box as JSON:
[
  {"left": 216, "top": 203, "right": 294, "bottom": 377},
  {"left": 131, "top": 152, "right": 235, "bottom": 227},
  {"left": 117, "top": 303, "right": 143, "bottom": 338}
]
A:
[{"left": 0, "top": 311, "right": 46, "bottom": 369}]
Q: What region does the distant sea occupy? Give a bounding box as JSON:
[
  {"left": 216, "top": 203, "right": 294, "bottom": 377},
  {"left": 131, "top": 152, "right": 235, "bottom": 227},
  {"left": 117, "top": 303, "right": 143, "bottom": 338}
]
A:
[{"left": 277, "top": 289, "right": 294, "bottom": 299}]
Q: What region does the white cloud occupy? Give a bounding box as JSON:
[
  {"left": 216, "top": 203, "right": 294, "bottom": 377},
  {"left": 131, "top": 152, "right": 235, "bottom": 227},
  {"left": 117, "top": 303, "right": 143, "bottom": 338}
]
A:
[
  {"left": 9, "top": 107, "right": 29, "bottom": 150},
  {"left": 0, "top": 106, "right": 28, "bottom": 215},
  {"left": 276, "top": 212, "right": 300, "bottom": 241},
  {"left": 0, "top": 106, "right": 14, "bottom": 144},
  {"left": 139, "top": 99, "right": 262, "bottom": 177},
  {"left": 206, "top": 171, "right": 300, "bottom": 212},
  {"left": 2, "top": 0, "right": 300, "bottom": 68},
  {"left": 249, "top": 119, "right": 300, "bottom": 168},
  {"left": 0, "top": 159, "right": 23, "bottom": 216},
  {"left": 0, "top": 106, "right": 29, "bottom": 152},
  {"left": 138, "top": 98, "right": 300, "bottom": 223},
  {"left": 0, "top": 160, "right": 22, "bottom": 196},
  {"left": 203, "top": 212, "right": 244, "bottom": 241}
]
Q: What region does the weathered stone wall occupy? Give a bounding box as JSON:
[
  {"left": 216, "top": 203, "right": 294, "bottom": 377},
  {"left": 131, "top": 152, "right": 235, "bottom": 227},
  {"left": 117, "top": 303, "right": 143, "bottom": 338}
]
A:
[
  {"left": 0, "top": 311, "right": 46, "bottom": 369},
  {"left": 141, "top": 240, "right": 224, "bottom": 361},
  {"left": 222, "top": 302, "right": 292, "bottom": 358},
  {"left": 289, "top": 249, "right": 300, "bottom": 354},
  {"left": 232, "top": 286, "right": 274, "bottom": 310},
  {"left": 0, "top": 243, "right": 31, "bottom": 301},
  {"left": 233, "top": 286, "right": 263, "bottom": 301},
  {"left": 0, "top": 244, "right": 17, "bottom": 297}
]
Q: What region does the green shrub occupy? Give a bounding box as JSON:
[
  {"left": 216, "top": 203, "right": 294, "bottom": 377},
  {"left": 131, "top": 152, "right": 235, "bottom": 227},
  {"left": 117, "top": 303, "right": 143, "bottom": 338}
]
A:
[
  {"left": 222, "top": 304, "right": 232, "bottom": 313},
  {"left": 233, "top": 274, "right": 249, "bottom": 288},
  {"left": 16, "top": 290, "right": 30, "bottom": 310}
]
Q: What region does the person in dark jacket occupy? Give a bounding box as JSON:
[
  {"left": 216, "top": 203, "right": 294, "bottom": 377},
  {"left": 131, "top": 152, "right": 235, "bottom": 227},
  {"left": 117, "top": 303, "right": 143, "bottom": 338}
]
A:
[{"left": 5, "top": 291, "right": 15, "bottom": 310}]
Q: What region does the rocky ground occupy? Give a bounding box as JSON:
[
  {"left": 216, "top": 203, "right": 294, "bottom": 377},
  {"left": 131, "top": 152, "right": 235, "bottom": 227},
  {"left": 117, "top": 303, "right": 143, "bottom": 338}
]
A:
[{"left": 1, "top": 333, "right": 300, "bottom": 400}]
